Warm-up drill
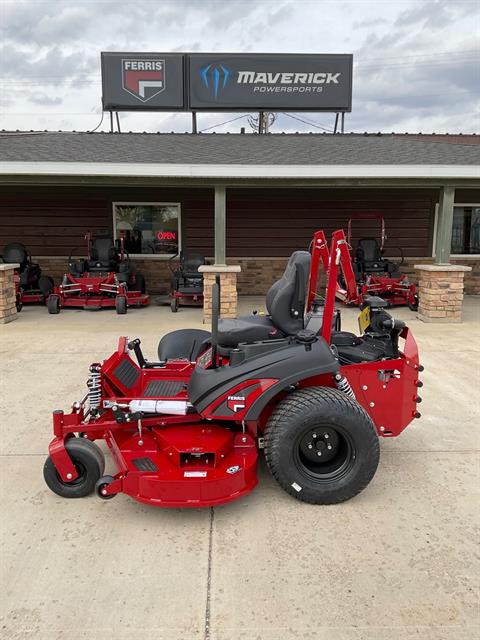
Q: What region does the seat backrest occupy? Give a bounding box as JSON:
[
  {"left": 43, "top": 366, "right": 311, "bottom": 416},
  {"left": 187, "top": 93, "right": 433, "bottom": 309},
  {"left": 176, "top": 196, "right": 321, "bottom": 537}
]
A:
[
  {"left": 90, "top": 237, "right": 117, "bottom": 267},
  {"left": 2, "top": 242, "right": 29, "bottom": 270},
  {"left": 266, "top": 250, "right": 311, "bottom": 335},
  {"left": 356, "top": 238, "right": 383, "bottom": 264},
  {"left": 181, "top": 251, "right": 206, "bottom": 274}
]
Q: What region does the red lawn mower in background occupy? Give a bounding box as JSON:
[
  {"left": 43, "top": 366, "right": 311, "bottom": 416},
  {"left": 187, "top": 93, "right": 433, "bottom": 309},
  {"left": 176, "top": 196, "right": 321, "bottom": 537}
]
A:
[
  {"left": 47, "top": 230, "right": 149, "bottom": 314},
  {"left": 43, "top": 228, "right": 422, "bottom": 509},
  {"left": 0, "top": 242, "right": 54, "bottom": 311},
  {"left": 169, "top": 251, "right": 206, "bottom": 312},
  {"left": 331, "top": 214, "right": 418, "bottom": 310}
]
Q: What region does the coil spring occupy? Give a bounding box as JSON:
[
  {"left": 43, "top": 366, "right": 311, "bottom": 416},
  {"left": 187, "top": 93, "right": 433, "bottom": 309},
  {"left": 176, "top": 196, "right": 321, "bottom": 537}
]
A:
[
  {"left": 335, "top": 374, "right": 356, "bottom": 399},
  {"left": 87, "top": 364, "right": 102, "bottom": 412}
]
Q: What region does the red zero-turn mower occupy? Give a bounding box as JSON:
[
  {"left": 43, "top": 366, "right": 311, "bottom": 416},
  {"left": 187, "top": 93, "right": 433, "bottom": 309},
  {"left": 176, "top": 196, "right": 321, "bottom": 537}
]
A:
[
  {"left": 43, "top": 229, "right": 423, "bottom": 508},
  {"left": 169, "top": 251, "right": 206, "bottom": 312},
  {"left": 47, "top": 231, "right": 149, "bottom": 314},
  {"left": 331, "top": 214, "right": 419, "bottom": 310},
  {"left": 0, "top": 242, "right": 54, "bottom": 311}
]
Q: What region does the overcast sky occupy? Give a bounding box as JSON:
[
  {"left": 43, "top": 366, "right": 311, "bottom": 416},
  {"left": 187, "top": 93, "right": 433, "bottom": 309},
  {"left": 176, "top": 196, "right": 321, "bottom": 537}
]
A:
[{"left": 0, "top": 0, "right": 479, "bottom": 134}]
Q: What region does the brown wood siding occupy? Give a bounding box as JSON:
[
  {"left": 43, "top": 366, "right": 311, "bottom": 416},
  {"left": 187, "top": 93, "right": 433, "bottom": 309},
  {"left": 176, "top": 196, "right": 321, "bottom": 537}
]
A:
[
  {"left": 0, "top": 185, "right": 445, "bottom": 258},
  {"left": 226, "top": 188, "right": 437, "bottom": 257},
  {"left": 0, "top": 186, "right": 214, "bottom": 256}
]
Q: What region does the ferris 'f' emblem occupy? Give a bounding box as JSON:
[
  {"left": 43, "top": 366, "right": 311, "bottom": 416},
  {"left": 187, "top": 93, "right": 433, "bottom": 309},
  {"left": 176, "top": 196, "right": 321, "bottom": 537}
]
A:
[
  {"left": 122, "top": 59, "right": 165, "bottom": 102},
  {"left": 227, "top": 395, "right": 246, "bottom": 412}
]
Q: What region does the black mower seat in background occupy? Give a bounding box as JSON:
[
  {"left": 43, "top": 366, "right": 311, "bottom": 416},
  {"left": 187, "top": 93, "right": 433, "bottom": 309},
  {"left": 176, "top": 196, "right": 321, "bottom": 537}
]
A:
[
  {"left": 2, "top": 242, "right": 29, "bottom": 268},
  {"left": 87, "top": 237, "right": 118, "bottom": 272},
  {"left": 356, "top": 238, "right": 401, "bottom": 277},
  {"left": 158, "top": 329, "right": 211, "bottom": 362},
  {"left": 217, "top": 250, "right": 311, "bottom": 348}
]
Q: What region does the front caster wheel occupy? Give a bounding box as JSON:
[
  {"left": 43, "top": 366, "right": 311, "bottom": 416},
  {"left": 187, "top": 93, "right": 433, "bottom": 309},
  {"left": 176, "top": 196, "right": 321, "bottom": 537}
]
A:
[
  {"left": 408, "top": 294, "right": 419, "bottom": 311},
  {"left": 170, "top": 297, "right": 179, "bottom": 312},
  {"left": 95, "top": 475, "right": 117, "bottom": 500},
  {"left": 264, "top": 387, "right": 380, "bottom": 504},
  {"left": 115, "top": 295, "right": 127, "bottom": 314},
  {"left": 43, "top": 438, "right": 104, "bottom": 498},
  {"left": 47, "top": 294, "right": 60, "bottom": 314}
]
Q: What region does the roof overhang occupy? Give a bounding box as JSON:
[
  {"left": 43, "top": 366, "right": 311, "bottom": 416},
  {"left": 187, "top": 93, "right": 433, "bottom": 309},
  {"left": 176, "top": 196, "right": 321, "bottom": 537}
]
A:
[{"left": 0, "top": 162, "right": 478, "bottom": 180}]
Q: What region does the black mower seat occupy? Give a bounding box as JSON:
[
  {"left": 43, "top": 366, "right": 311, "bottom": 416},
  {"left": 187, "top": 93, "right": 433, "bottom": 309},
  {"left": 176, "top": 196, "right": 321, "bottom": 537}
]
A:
[
  {"left": 216, "top": 315, "right": 281, "bottom": 348},
  {"left": 158, "top": 328, "right": 210, "bottom": 362},
  {"left": 87, "top": 237, "right": 118, "bottom": 272},
  {"left": 356, "top": 238, "right": 400, "bottom": 277},
  {"left": 217, "top": 250, "right": 311, "bottom": 348}
]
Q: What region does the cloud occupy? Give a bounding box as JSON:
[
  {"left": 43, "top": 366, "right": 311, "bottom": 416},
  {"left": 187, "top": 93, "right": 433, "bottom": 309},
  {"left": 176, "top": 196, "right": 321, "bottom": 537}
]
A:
[{"left": 1, "top": 0, "right": 479, "bottom": 134}]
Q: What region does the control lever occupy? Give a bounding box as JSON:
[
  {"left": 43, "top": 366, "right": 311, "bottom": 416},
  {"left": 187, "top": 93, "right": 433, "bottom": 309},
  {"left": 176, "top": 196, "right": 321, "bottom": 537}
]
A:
[{"left": 127, "top": 338, "right": 147, "bottom": 368}]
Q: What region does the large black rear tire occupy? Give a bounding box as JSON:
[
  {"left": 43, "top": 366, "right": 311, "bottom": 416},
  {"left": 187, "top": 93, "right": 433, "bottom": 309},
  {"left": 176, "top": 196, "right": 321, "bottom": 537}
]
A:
[{"left": 264, "top": 387, "right": 379, "bottom": 504}]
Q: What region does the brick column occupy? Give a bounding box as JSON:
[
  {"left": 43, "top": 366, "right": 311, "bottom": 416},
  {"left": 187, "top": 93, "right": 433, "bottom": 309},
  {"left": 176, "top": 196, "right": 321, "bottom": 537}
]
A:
[
  {"left": 198, "top": 265, "right": 241, "bottom": 324},
  {"left": 415, "top": 264, "right": 472, "bottom": 323},
  {"left": 0, "top": 263, "right": 20, "bottom": 324}
]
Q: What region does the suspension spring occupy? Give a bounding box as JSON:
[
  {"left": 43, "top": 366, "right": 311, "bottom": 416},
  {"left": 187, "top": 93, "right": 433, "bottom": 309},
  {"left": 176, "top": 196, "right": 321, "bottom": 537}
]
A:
[
  {"left": 335, "top": 373, "right": 356, "bottom": 399},
  {"left": 87, "top": 364, "right": 102, "bottom": 414}
]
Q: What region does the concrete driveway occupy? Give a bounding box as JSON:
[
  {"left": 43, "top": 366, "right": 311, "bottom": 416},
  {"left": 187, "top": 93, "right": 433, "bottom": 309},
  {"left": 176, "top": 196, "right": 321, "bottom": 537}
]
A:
[{"left": 1, "top": 297, "right": 479, "bottom": 640}]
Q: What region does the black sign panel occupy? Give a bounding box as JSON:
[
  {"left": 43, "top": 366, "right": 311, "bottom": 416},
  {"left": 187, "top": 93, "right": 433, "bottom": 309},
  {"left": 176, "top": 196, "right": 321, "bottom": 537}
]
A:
[
  {"left": 188, "top": 53, "right": 352, "bottom": 112},
  {"left": 101, "top": 52, "right": 185, "bottom": 111}
]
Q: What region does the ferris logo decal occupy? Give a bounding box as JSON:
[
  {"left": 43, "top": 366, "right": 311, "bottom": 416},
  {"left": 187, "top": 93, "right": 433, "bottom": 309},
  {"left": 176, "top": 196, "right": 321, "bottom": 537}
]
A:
[
  {"left": 227, "top": 395, "right": 246, "bottom": 412},
  {"left": 122, "top": 59, "right": 165, "bottom": 102}
]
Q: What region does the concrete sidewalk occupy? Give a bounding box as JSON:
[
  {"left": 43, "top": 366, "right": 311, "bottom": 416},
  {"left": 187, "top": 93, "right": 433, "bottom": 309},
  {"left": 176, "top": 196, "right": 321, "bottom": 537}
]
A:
[{"left": 1, "top": 297, "right": 479, "bottom": 640}]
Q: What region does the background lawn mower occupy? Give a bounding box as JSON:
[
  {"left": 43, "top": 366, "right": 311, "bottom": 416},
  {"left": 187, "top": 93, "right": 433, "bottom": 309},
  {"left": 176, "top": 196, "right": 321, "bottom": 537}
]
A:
[
  {"left": 333, "top": 214, "right": 418, "bottom": 310},
  {"left": 43, "top": 228, "right": 422, "bottom": 508},
  {"left": 47, "top": 230, "right": 149, "bottom": 314},
  {"left": 169, "top": 250, "right": 206, "bottom": 312},
  {"left": 0, "top": 242, "right": 54, "bottom": 311}
]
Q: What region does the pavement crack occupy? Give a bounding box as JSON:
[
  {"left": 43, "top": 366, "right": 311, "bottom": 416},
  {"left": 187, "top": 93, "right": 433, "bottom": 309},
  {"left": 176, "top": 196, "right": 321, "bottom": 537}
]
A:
[{"left": 204, "top": 506, "right": 214, "bottom": 640}]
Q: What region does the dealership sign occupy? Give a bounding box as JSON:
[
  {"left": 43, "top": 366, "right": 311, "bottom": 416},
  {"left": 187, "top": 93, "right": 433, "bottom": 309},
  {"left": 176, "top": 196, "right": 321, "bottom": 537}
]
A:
[
  {"left": 101, "top": 52, "right": 352, "bottom": 112},
  {"left": 189, "top": 54, "right": 352, "bottom": 111},
  {"left": 102, "top": 52, "right": 184, "bottom": 110}
]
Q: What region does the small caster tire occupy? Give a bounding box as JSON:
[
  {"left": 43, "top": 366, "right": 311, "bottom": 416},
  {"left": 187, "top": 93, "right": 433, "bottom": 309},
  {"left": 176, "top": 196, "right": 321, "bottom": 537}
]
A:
[
  {"left": 77, "top": 434, "right": 105, "bottom": 472},
  {"left": 43, "top": 438, "right": 103, "bottom": 498},
  {"left": 95, "top": 475, "right": 117, "bottom": 500},
  {"left": 408, "top": 295, "right": 419, "bottom": 312},
  {"left": 47, "top": 294, "right": 60, "bottom": 314},
  {"left": 16, "top": 296, "right": 23, "bottom": 313},
  {"left": 115, "top": 295, "right": 127, "bottom": 314},
  {"left": 170, "top": 297, "right": 179, "bottom": 313}
]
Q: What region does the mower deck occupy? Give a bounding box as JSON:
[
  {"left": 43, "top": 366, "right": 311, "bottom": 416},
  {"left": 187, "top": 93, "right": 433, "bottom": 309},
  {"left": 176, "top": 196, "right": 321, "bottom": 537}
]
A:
[{"left": 102, "top": 426, "right": 257, "bottom": 507}]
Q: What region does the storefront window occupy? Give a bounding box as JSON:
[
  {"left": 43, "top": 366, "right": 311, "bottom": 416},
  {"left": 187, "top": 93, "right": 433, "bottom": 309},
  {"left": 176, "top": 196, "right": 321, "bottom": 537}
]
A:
[
  {"left": 452, "top": 206, "right": 480, "bottom": 254},
  {"left": 113, "top": 202, "right": 180, "bottom": 255}
]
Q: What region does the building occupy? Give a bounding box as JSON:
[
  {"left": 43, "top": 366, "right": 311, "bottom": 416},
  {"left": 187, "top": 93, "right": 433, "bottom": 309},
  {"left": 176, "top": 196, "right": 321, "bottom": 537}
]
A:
[{"left": 0, "top": 131, "right": 479, "bottom": 296}]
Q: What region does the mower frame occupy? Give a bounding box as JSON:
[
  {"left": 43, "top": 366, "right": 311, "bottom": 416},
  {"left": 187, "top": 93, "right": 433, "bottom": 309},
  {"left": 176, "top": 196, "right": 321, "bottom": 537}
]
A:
[
  {"left": 48, "top": 231, "right": 149, "bottom": 313},
  {"left": 45, "top": 229, "right": 422, "bottom": 508},
  {"left": 323, "top": 214, "right": 418, "bottom": 309}
]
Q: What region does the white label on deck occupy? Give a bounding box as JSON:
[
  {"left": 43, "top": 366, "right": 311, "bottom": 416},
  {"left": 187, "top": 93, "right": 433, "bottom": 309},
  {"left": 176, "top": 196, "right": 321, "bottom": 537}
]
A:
[{"left": 184, "top": 471, "right": 207, "bottom": 478}]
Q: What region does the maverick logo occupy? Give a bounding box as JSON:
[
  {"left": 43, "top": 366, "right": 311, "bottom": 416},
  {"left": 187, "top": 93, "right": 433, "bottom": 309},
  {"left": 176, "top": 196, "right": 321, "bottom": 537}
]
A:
[
  {"left": 226, "top": 395, "right": 246, "bottom": 413},
  {"left": 199, "top": 63, "right": 231, "bottom": 99},
  {"left": 122, "top": 59, "right": 165, "bottom": 102},
  {"left": 238, "top": 70, "right": 341, "bottom": 95}
]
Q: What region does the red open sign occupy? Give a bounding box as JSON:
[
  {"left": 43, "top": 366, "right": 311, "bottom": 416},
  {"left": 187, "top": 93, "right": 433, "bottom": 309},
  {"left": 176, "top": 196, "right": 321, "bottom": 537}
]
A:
[{"left": 156, "top": 231, "right": 177, "bottom": 241}]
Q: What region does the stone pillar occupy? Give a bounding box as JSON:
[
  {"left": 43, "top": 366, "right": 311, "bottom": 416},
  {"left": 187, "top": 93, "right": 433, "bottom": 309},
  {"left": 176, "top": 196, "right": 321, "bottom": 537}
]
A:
[
  {"left": 415, "top": 264, "right": 472, "bottom": 323},
  {"left": 199, "top": 265, "right": 241, "bottom": 324},
  {"left": 0, "top": 263, "right": 20, "bottom": 324}
]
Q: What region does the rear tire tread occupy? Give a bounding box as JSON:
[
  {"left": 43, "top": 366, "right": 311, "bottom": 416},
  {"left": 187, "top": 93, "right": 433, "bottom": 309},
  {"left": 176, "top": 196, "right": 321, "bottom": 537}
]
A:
[{"left": 264, "top": 387, "right": 379, "bottom": 504}]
